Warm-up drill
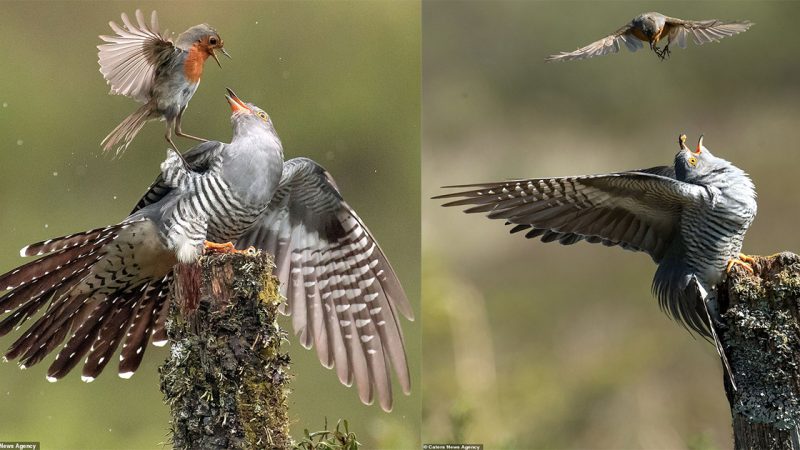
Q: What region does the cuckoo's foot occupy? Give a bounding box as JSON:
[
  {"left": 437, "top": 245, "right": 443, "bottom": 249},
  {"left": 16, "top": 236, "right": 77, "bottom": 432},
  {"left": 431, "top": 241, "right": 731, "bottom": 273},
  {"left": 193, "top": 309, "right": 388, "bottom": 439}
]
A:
[
  {"left": 203, "top": 241, "right": 258, "bottom": 256},
  {"left": 738, "top": 253, "right": 757, "bottom": 265},
  {"left": 727, "top": 256, "right": 755, "bottom": 274}
]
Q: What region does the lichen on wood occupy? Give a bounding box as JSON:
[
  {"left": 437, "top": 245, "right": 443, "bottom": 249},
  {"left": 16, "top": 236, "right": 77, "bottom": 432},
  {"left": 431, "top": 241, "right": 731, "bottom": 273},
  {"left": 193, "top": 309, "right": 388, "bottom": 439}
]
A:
[
  {"left": 160, "top": 252, "right": 291, "bottom": 449},
  {"left": 719, "top": 252, "right": 800, "bottom": 449}
]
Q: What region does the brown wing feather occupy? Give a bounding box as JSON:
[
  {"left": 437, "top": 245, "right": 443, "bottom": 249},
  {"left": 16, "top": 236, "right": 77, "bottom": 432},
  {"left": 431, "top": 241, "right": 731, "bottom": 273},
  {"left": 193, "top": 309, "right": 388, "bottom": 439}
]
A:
[
  {"left": 236, "top": 157, "right": 412, "bottom": 411},
  {"left": 546, "top": 24, "right": 644, "bottom": 62},
  {"left": 98, "top": 10, "right": 177, "bottom": 103},
  {"left": 665, "top": 17, "right": 753, "bottom": 48}
]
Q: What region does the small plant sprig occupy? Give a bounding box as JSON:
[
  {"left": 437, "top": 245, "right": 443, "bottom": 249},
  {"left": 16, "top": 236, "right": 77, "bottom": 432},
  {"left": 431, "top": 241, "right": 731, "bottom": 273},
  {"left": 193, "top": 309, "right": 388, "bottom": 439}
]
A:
[{"left": 295, "top": 418, "right": 360, "bottom": 450}]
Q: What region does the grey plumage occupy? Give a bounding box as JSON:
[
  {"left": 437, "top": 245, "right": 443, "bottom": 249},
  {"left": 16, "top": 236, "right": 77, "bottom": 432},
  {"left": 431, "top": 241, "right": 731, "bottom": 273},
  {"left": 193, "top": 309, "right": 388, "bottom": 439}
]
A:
[
  {"left": 436, "top": 135, "right": 757, "bottom": 337},
  {"left": 236, "top": 157, "right": 413, "bottom": 410},
  {"left": 0, "top": 91, "right": 411, "bottom": 411}
]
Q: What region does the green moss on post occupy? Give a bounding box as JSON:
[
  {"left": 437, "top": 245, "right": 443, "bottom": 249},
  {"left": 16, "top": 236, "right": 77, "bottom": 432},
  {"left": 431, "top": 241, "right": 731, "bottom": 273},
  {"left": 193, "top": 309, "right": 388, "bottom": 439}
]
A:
[
  {"left": 160, "top": 252, "right": 291, "bottom": 450},
  {"left": 720, "top": 252, "right": 800, "bottom": 449}
]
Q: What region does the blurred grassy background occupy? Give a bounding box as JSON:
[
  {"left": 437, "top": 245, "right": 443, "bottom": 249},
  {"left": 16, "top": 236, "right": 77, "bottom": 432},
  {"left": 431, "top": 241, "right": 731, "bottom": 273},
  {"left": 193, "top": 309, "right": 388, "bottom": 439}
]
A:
[
  {"left": 0, "top": 1, "right": 419, "bottom": 449},
  {"left": 423, "top": 1, "right": 800, "bottom": 449}
]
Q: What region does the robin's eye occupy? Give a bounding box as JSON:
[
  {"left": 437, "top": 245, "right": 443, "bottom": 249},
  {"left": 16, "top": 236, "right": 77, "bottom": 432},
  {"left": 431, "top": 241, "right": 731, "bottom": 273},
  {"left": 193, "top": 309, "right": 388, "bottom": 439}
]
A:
[{"left": 209, "top": 37, "right": 217, "bottom": 45}]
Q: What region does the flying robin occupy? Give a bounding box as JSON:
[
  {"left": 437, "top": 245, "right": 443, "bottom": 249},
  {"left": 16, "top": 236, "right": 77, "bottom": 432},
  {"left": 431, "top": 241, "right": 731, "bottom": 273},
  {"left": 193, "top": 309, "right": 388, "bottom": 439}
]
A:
[
  {"left": 546, "top": 12, "right": 753, "bottom": 62},
  {"left": 98, "top": 10, "right": 230, "bottom": 156}
]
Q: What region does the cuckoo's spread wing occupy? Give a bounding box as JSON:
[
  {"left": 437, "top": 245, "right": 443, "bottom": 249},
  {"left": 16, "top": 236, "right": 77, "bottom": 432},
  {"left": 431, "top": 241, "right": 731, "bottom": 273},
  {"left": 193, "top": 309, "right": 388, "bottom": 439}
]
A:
[
  {"left": 131, "top": 141, "right": 223, "bottom": 214},
  {"left": 98, "top": 10, "right": 179, "bottom": 103},
  {"left": 546, "top": 24, "right": 643, "bottom": 62},
  {"left": 664, "top": 17, "right": 753, "bottom": 48},
  {"left": 236, "top": 157, "right": 412, "bottom": 412},
  {"left": 436, "top": 170, "right": 704, "bottom": 262}
]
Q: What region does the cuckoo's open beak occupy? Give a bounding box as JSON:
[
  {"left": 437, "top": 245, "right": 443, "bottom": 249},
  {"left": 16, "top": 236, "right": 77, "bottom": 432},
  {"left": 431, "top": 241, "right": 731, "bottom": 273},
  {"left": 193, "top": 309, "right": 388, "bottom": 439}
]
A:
[
  {"left": 678, "top": 134, "right": 689, "bottom": 151},
  {"left": 695, "top": 135, "right": 705, "bottom": 154},
  {"left": 225, "top": 88, "right": 250, "bottom": 114}
]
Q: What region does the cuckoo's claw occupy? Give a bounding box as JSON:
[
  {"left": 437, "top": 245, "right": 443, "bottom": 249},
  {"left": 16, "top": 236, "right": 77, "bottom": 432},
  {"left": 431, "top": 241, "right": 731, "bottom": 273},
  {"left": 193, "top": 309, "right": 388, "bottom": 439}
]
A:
[
  {"left": 738, "top": 253, "right": 757, "bottom": 265},
  {"left": 203, "top": 241, "right": 236, "bottom": 254},
  {"left": 727, "top": 255, "right": 755, "bottom": 274},
  {"left": 202, "top": 241, "right": 257, "bottom": 256}
]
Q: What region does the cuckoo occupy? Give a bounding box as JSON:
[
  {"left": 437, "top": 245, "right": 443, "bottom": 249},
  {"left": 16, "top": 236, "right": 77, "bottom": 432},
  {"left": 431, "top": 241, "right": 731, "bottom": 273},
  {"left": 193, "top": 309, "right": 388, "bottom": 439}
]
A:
[
  {"left": 546, "top": 12, "right": 753, "bottom": 62},
  {"left": 0, "top": 89, "right": 412, "bottom": 412},
  {"left": 436, "top": 134, "right": 757, "bottom": 340}
]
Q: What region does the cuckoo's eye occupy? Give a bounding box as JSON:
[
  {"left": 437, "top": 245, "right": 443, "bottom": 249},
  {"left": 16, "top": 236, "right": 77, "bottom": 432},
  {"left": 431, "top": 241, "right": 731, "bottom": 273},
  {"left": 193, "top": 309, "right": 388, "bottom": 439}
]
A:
[
  {"left": 688, "top": 156, "right": 698, "bottom": 167},
  {"left": 257, "top": 111, "right": 268, "bottom": 121}
]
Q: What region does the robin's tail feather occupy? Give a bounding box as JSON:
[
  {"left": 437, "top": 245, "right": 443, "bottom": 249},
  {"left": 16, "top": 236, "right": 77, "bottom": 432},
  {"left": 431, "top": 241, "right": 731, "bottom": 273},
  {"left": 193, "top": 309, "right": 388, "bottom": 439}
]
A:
[
  {"left": 101, "top": 103, "right": 154, "bottom": 155},
  {"left": 0, "top": 221, "right": 173, "bottom": 382}
]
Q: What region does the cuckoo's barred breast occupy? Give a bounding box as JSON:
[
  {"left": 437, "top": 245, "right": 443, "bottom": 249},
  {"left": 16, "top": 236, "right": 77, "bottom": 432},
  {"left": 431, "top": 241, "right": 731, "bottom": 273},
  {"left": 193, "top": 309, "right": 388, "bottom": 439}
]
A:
[{"left": 437, "top": 136, "right": 756, "bottom": 337}]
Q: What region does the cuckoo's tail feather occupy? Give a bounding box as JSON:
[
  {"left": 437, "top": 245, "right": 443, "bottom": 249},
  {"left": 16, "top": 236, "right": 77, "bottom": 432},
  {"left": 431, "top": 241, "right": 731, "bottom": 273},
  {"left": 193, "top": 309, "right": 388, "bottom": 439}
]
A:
[
  {"left": 101, "top": 103, "right": 153, "bottom": 155},
  {"left": 0, "top": 220, "right": 174, "bottom": 382},
  {"left": 0, "top": 226, "right": 116, "bottom": 335}
]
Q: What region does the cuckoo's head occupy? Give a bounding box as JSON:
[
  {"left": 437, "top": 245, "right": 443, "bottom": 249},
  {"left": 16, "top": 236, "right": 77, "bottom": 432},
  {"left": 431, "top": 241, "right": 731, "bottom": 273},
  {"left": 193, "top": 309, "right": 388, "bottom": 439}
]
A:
[
  {"left": 674, "top": 134, "right": 727, "bottom": 183},
  {"left": 225, "top": 89, "right": 281, "bottom": 147}
]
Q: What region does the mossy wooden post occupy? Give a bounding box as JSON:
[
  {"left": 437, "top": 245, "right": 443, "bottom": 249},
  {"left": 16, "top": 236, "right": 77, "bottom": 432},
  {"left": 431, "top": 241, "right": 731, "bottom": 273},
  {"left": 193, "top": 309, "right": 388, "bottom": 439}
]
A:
[
  {"left": 159, "top": 252, "right": 291, "bottom": 450},
  {"left": 719, "top": 252, "right": 800, "bottom": 449}
]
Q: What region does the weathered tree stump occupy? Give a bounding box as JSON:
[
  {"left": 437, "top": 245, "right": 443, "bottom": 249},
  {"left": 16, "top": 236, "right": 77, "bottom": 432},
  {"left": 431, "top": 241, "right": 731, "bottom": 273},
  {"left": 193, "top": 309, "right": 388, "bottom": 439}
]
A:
[
  {"left": 720, "top": 252, "right": 800, "bottom": 449},
  {"left": 159, "top": 252, "right": 291, "bottom": 450}
]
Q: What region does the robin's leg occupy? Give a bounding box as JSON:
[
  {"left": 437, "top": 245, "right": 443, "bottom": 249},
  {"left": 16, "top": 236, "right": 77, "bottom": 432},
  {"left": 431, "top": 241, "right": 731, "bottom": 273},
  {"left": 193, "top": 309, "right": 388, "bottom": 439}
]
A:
[
  {"left": 174, "top": 108, "right": 209, "bottom": 143},
  {"left": 165, "top": 122, "right": 190, "bottom": 167},
  {"left": 661, "top": 43, "right": 671, "bottom": 59},
  {"left": 649, "top": 40, "right": 667, "bottom": 60}
]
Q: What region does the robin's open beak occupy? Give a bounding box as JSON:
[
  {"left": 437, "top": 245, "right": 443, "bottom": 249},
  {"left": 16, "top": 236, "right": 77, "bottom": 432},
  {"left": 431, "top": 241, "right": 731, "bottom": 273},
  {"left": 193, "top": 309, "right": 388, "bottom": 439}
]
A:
[
  {"left": 210, "top": 49, "right": 222, "bottom": 68},
  {"left": 220, "top": 48, "right": 231, "bottom": 59},
  {"left": 225, "top": 88, "right": 250, "bottom": 114}
]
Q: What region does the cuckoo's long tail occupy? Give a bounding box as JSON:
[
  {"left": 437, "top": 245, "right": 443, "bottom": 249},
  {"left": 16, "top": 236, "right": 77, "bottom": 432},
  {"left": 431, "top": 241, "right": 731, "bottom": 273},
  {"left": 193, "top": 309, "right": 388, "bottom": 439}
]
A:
[
  {"left": 0, "top": 220, "right": 173, "bottom": 382},
  {"left": 101, "top": 103, "right": 154, "bottom": 155}
]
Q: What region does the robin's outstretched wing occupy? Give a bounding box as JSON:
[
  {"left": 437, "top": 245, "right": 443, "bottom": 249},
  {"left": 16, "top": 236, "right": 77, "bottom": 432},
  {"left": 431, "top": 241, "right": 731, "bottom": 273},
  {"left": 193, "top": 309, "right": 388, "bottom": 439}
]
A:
[
  {"left": 545, "top": 24, "right": 643, "bottom": 62},
  {"left": 98, "top": 10, "right": 179, "bottom": 103},
  {"left": 436, "top": 171, "right": 705, "bottom": 262},
  {"left": 236, "top": 157, "right": 413, "bottom": 412},
  {"left": 664, "top": 17, "right": 753, "bottom": 48}
]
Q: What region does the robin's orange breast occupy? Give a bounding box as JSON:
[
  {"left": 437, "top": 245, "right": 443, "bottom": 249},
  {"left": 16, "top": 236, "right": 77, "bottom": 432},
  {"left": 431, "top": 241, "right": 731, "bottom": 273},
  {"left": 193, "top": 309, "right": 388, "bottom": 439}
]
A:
[
  {"left": 630, "top": 27, "right": 649, "bottom": 42},
  {"left": 183, "top": 44, "right": 210, "bottom": 83}
]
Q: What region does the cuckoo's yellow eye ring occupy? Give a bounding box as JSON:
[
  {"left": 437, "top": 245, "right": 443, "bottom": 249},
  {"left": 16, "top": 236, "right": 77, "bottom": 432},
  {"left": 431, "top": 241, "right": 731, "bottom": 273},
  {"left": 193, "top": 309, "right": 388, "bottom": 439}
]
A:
[
  {"left": 688, "top": 156, "right": 698, "bottom": 167},
  {"left": 257, "top": 111, "right": 268, "bottom": 121}
]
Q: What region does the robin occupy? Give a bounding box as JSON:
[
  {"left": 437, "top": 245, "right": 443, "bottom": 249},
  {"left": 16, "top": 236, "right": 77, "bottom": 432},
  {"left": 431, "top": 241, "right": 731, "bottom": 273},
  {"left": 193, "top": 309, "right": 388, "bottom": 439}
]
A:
[
  {"left": 546, "top": 12, "right": 753, "bottom": 62},
  {"left": 98, "top": 10, "right": 230, "bottom": 156}
]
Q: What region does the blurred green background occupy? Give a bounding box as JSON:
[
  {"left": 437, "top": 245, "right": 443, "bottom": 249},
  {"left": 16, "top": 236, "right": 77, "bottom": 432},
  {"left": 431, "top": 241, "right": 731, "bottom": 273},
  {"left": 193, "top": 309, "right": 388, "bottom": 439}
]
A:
[
  {"left": 0, "top": 1, "right": 419, "bottom": 449},
  {"left": 423, "top": 1, "right": 800, "bottom": 449}
]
